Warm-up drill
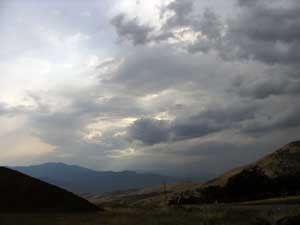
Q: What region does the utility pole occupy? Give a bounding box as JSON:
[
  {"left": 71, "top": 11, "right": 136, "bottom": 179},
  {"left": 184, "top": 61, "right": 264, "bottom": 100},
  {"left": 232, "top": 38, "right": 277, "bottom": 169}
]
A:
[{"left": 163, "top": 179, "right": 167, "bottom": 205}]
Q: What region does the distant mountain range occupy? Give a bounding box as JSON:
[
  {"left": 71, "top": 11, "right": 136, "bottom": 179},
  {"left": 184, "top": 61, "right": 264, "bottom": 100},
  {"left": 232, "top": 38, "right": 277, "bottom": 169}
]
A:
[
  {"left": 0, "top": 167, "right": 98, "bottom": 212},
  {"left": 13, "top": 163, "right": 182, "bottom": 194}
]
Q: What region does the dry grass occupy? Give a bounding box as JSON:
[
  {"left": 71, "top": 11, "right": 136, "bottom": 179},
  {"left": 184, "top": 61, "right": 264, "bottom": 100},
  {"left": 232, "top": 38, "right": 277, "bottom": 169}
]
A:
[
  {"left": 239, "top": 195, "right": 300, "bottom": 205},
  {"left": 0, "top": 204, "right": 299, "bottom": 225}
]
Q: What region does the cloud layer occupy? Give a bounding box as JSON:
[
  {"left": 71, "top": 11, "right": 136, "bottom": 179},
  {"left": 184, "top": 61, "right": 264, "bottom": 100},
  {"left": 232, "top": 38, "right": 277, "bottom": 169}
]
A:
[{"left": 1, "top": 0, "right": 299, "bottom": 178}]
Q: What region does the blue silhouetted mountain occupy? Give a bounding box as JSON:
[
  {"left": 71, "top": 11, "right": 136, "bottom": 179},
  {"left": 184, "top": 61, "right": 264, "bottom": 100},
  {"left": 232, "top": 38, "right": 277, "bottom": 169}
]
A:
[{"left": 13, "top": 163, "right": 181, "bottom": 194}]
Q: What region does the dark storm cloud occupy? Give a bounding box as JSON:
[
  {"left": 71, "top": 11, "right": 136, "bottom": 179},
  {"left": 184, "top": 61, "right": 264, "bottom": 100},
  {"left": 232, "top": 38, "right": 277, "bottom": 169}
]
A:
[
  {"left": 24, "top": 88, "right": 145, "bottom": 157},
  {"left": 169, "top": 102, "right": 258, "bottom": 141},
  {"left": 187, "top": 8, "right": 223, "bottom": 53},
  {"left": 196, "top": 9, "right": 222, "bottom": 40},
  {"left": 127, "top": 102, "right": 259, "bottom": 145},
  {"left": 105, "top": 46, "right": 231, "bottom": 96},
  {"left": 110, "top": 0, "right": 195, "bottom": 46},
  {"left": 127, "top": 118, "right": 170, "bottom": 145},
  {"left": 111, "top": 0, "right": 300, "bottom": 67},
  {"left": 133, "top": 128, "right": 300, "bottom": 177},
  {"left": 176, "top": 0, "right": 300, "bottom": 67},
  {"left": 71, "top": 92, "right": 144, "bottom": 118},
  {"left": 38, "top": 0, "right": 299, "bottom": 176},
  {"left": 237, "top": 0, "right": 260, "bottom": 7},
  {"left": 111, "top": 1, "right": 223, "bottom": 47},
  {"left": 110, "top": 13, "right": 153, "bottom": 45},
  {"left": 241, "top": 103, "right": 300, "bottom": 135},
  {"left": 187, "top": 0, "right": 300, "bottom": 66},
  {"left": 162, "top": 0, "right": 194, "bottom": 28},
  {"left": 235, "top": 75, "right": 300, "bottom": 99},
  {"left": 108, "top": 0, "right": 300, "bottom": 154},
  {"left": 226, "top": 0, "right": 300, "bottom": 65},
  {"left": 4, "top": 0, "right": 300, "bottom": 177}
]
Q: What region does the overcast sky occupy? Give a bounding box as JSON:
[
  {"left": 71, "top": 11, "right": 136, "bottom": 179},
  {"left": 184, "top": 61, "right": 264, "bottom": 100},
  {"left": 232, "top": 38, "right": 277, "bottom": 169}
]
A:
[{"left": 0, "top": 0, "right": 299, "bottom": 178}]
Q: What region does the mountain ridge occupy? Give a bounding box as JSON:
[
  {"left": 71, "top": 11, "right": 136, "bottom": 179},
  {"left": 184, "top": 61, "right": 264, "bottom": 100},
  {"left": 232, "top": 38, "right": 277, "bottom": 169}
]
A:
[{"left": 13, "top": 163, "right": 183, "bottom": 194}]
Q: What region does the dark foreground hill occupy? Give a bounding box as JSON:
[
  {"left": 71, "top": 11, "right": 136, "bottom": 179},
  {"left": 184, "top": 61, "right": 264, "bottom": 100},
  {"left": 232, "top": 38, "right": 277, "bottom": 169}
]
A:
[
  {"left": 0, "top": 167, "right": 99, "bottom": 212},
  {"left": 13, "top": 163, "right": 181, "bottom": 194},
  {"left": 169, "top": 141, "right": 300, "bottom": 204}
]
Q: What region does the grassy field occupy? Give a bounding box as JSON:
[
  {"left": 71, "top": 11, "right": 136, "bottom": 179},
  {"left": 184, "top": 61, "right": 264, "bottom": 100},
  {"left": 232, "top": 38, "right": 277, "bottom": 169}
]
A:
[
  {"left": 239, "top": 195, "right": 300, "bottom": 205},
  {"left": 0, "top": 204, "right": 299, "bottom": 225}
]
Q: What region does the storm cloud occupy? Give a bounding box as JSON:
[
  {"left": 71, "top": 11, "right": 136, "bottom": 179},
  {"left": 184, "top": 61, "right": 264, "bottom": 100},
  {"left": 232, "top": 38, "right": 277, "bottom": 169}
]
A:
[
  {"left": 127, "top": 102, "right": 260, "bottom": 145},
  {"left": 1, "top": 0, "right": 300, "bottom": 177},
  {"left": 107, "top": 0, "right": 300, "bottom": 175},
  {"left": 110, "top": 13, "right": 153, "bottom": 45},
  {"left": 226, "top": 0, "right": 300, "bottom": 65}
]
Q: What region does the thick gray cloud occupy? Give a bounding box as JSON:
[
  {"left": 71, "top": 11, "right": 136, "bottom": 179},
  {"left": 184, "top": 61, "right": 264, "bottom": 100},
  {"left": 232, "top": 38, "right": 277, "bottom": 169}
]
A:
[
  {"left": 104, "top": 0, "right": 300, "bottom": 177},
  {"left": 237, "top": 0, "right": 260, "bottom": 7},
  {"left": 187, "top": 9, "right": 223, "bottom": 53},
  {"left": 226, "top": 0, "right": 300, "bottom": 65},
  {"left": 111, "top": 0, "right": 300, "bottom": 67},
  {"left": 28, "top": 0, "right": 300, "bottom": 176},
  {"left": 111, "top": 2, "right": 223, "bottom": 49},
  {"left": 110, "top": 13, "right": 153, "bottom": 45},
  {"left": 2, "top": 0, "right": 300, "bottom": 178},
  {"left": 197, "top": 9, "right": 222, "bottom": 40},
  {"left": 127, "top": 118, "right": 170, "bottom": 145},
  {"left": 127, "top": 102, "right": 259, "bottom": 145},
  {"left": 125, "top": 127, "right": 300, "bottom": 177},
  {"left": 105, "top": 45, "right": 232, "bottom": 96},
  {"left": 162, "top": 0, "right": 194, "bottom": 28},
  {"left": 241, "top": 102, "right": 300, "bottom": 135},
  {"left": 26, "top": 87, "right": 144, "bottom": 150},
  {"left": 186, "top": 0, "right": 300, "bottom": 66},
  {"left": 234, "top": 75, "right": 300, "bottom": 99}
]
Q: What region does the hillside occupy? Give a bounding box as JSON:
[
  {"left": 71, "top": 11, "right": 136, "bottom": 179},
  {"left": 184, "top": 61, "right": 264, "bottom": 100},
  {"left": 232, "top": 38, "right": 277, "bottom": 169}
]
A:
[
  {"left": 169, "top": 141, "right": 300, "bottom": 204},
  {"left": 13, "top": 163, "right": 181, "bottom": 194},
  {"left": 0, "top": 167, "right": 99, "bottom": 212},
  {"left": 88, "top": 141, "right": 300, "bottom": 207},
  {"left": 88, "top": 182, "right": 201, "bottom": 207}
]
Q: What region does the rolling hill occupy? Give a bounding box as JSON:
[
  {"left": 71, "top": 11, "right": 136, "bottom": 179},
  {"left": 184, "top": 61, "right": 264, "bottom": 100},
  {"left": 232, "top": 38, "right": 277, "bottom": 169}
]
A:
[
  {"left": 0, "top": 167, "right": 99, "bottom": 212},
  {"left": 169, "top": 141, "right": 300, "bottom": 204},
  {"left": 13, "top": 163, "right": 181, "bottom": 194},
  {"left": 87, "top": 141, "right": 300, "bottom": 207}
]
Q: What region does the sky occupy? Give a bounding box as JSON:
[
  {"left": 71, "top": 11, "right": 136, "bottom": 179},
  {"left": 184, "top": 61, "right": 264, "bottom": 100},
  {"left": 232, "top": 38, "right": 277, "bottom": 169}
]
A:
[{"left": 0, "top": 0, "right": 300, "bottom": 178}]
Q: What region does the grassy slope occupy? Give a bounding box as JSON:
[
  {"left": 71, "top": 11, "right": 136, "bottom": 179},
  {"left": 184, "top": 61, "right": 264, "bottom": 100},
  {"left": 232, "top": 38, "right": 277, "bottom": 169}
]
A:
[
  {"left": 207, "top": 141, "right": 300, "bottom": 187},
  {"left": 0, "top": 205, "right": 300, "bottom": 225},
  {"left": 167, "top": 141, "right": 300, "bottom": 204},
  {"left": 240, "top": 195, "right": 300, "bottom": 205}
]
